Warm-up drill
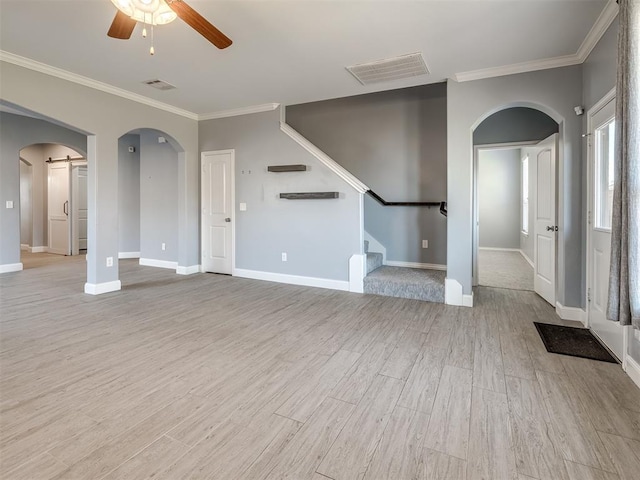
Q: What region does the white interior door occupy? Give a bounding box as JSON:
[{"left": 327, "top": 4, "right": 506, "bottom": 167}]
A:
[
  {"left": 72, "top": 165, "right": 88, "bottom": 255},
  {"left": 48, "top": 162, "right": 70, "bottom": 255},
  {"left": 201, "top": 150, "right": 234, "bottom": 274},
  {"left": 588, "top": 98, "right": 623, "bottom": 359},
  {"left": 533, "top": 134, "right": 557, "bottom": 305}
]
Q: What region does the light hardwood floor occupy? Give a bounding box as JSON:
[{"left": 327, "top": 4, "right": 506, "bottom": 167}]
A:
[{"left": 1, "top": 253, "right": 639, "bottom": 479}]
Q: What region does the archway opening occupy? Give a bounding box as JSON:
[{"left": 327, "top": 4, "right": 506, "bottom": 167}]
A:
[{"left": 472, "top": 106, "right": 560, "bottom": 300}]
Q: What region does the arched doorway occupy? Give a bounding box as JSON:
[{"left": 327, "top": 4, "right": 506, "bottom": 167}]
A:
[
  {"left": 472, "top": 105, "right": 561, "bottom": 305},
  {"left": 116, "top": 128, "right": 188, "bottom": 284},
  {"left": 19, "top": 143, "right": 88, "bottom": 265}
]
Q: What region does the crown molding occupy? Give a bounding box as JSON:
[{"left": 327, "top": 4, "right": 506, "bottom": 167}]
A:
[
  {"left": 0, "top": 50, "right": 199, "bottom": 120},
  {"left": 576, "top": 0, "right": 619, "bottom": 62},
  {"left": 198, "top": 103, "right": 280, "bottom": 121},
  {"left": 453, "top": 54, "right": 582, "bottom": 83},
  {"left": 454, "top": 0, "right": 618, "bottom": 83}
]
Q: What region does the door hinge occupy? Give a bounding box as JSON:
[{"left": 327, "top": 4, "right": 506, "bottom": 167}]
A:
[
  {"left": 587, "top": 288, "right": 591, "bottom": 303},
  {"left": 588, "top": 211, "right": 592, "bottom": 225}
]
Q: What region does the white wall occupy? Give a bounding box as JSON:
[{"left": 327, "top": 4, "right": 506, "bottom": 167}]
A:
[
  {"left": 520, "top": 147, "right": 536, "bottom": 262},
  {"left": 478, "top": 149, "right": 521, "bottom": 249}
]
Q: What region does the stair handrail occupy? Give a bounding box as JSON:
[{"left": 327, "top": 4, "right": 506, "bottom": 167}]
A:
[{"left": 367, "top": 190, "right": 447, "bottom": 216}]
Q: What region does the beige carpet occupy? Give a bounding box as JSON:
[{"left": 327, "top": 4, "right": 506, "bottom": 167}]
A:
[{"left": 478, "top": 249, "right": 534, "bottom": 291}]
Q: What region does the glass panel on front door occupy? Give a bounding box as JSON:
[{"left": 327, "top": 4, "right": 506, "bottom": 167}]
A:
[{"left": 595, "top": 119, "right": 615, "bottom": 230}]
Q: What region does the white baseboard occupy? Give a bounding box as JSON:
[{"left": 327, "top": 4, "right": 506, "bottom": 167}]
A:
[
  {"left": 445, "top": 278, "right": 473, "bottom": 307},
  {"left": 84, "top": 280, "right": 121, "bottom": 295},
  {"left": 119, "top": 251, "right": 140, "bottom": 259},
  {"left": 479, "top": 247, "right": 521, "bottom": 252},
  {"left": 624, "top": 355, "right": 640, "bottom": 391},
  {"left": 176, "top": 265, "right": 201, "bottom": 275},
  {"left": 556, "top": 302, "right": 587, "bottom": 325},
  {"left": 234, "top": 268, "right": 350, "bottom": 292},
  {"left": 31, "top": 246, "right": 47, "bottom": 253},
  {"left": 20, "top": 244, "right": 30, "bottom": 251},
  {"left": 139, "top": 258, "right": 178, "bottom": 270},
  {"left": 385, "top": 261, "right": 447, "bottom": 271},
  {"left": 520, "top": 250, "right": 534, "bottom": 268},
  {"left": 349, "top": 254, "right": 365, "bottom": 293},
  {"left": 0, "top": 262, "right": 23, "bottom": 273}
]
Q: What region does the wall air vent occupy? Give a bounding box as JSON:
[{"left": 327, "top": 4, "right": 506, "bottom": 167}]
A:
[
  {"left": 142, "top": 79, "right": 176, "bottom": 91},
  {"left": 346, "top": 53, "right": 429, "bottom": 86}
]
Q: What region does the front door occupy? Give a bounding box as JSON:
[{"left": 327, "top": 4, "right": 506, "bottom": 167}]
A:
[
  {"left": 201, "top": 150, "right": 234, "bottom": 274},
  {"left": 588, "top": 98, "right": 622, "bottom": 359},
  {"left": 534, "top": 134, "right": 557, "bottom": 306},
  {"left": 47, "top": 162, "right": 70, "bottom": 255}
]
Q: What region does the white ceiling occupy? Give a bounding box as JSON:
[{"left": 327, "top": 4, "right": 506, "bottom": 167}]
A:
[{"left": 0, "top": 0, "right": 609, "bottom": 116}]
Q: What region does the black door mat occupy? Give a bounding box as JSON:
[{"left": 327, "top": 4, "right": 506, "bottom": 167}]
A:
[{"left": 533, "top": 322, "right": 618, "bottom": 363}]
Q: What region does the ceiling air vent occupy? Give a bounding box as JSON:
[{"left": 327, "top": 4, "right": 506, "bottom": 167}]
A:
[
  {"left": 346, "top": 52, "right": 429, "bottom": 86},
  {"left": 142, "top": 79, "right": 176, "bottom": 91}
]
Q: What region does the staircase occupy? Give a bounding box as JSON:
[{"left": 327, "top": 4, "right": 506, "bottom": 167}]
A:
[{"left": 363, "top": 241, "right": 445, "bottom": 303}]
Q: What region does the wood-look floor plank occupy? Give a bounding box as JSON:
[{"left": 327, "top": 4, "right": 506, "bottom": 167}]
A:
[
  {"left": 506, "top": 375, "right": 569, "bottom": 480},
  {"left": 2, "top": 453, "right": 68, "bottom": 480},
  {"left": 536, "top": 371, "right": 615, "bottom": 473},
  {"left": 101, "top": 435, "right": 191, "bottom": 480},
  {"left": 467, "top": 387, "right": 519, "bottom": 480},
  {"left": 330, "top": 342, "right": 393, "bottom": 405},
  {"left": 420, "top": 448, "right": 467, "bottom": 480},
  {"left": 363, "top": 406, "right": 431, "bottom": 479},
  {"left": 473, "top": 313, "right": 506, "bottom": 393},
  {"left": 257, "top": 397, "right": 355, "bottom": 480},
  {"left": 501, "top": 333, "right": 536, "bottom": 380},
  {"left": 597, "top": 432, "right": 640, "bottom": 480},
  {"left": 275, "top": 349, "right": 360, "bottom": 423},
  {"left": 317, "top": 375, "right": 403, "bottom": 480},
  {"left": 564, "top": 460, "right": 621, "bottom": 480},
  {"left": 379, "top": 328, "right": 427, "bottom": 380},
  {"left": 446, "top": 321, "right": 475, "bottom": 371},
  {"left": 424, "top": 365, "right": 472, "bottom": 460}
]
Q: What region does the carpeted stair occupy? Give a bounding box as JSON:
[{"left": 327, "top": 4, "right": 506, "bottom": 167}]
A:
[
  {"left": 362, "top": 240, "right": 445, "bottom": 303},
  {"left": 364, "top": 266, "right": 446, "bottom": 303}
]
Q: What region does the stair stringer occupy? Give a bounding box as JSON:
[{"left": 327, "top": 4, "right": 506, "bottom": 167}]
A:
[{"left": 363, "top": 230, "right": 387, "bottom": 265}]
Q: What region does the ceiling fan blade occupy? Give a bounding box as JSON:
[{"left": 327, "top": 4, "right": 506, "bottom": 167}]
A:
[
  {"left": 107, "top": 10, "right": 137, "bottom": 39},
  {"left": 168, "top": 0, "right": 232, "bottom": 49}
]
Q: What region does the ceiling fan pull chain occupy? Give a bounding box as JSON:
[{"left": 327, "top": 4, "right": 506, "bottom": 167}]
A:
[{"left": 150, "top": 25, "right": 155, "bottom": 55}]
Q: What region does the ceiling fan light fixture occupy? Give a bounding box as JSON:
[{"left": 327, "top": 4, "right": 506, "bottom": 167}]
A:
[{"left": 110, "top": 0, "right": 177, "bottom": 26}]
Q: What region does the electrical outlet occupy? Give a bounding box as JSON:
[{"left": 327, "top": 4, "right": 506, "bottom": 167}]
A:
[
  {"left": 161, "top": 243, "right": 166, "bottom": 251},
  {"left": 281, "top": 252, "right": 287, "bottom": 262},
  {"left": 422, "top": 240, "right": 428, "bottom": 249},
  {"left": 106, "top": 257, "right": 113, "bottom": 267},
  {"left": 5, "top": 201, "right": 13, "bottom": 209}
]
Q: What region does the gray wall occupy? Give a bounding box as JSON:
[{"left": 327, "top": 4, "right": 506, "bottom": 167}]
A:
[
  {"left": 581, "top": 19, "right": 640, "bottom": 364},
  {"left": 478, "top": 149, "right": 521, "bottom": 249},
  {"left": 286, "top": 83, "right": 447, "bottom": 265},
  {"left": 448, "top": 65, "right": 584, "bottom": 306},
  {"left": 140, "top": 130, "right": 179, "bottom": 263},
  {"left": 1, "top": 62, "right": 199, "bottom": 287},
  {"left": 0, "top": 112, "right": 87, "bottom": 264},
  {"left": 583, "top": 17, "right": 618, "bottom": 111},
  {"left": 19, "top": 160, "right": 32, "bottom": 246},
  {"left": 473, "top": 107, "right": 559, "bottom": 145},
  {"left": 118, "top": 134, "right": 141, "bottom": 254},
  {"left": 199, "top": 109, "right": 361, "bottom": 281}
]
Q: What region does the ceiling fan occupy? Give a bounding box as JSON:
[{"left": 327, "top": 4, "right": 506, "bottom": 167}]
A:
[{"left": 107, "top": 0, "right": 232, "bottom": 50}]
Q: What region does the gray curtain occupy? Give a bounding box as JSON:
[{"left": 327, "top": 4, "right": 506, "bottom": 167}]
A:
[{"left": 607, "top": 0, "right": 640, "bottom": 329}]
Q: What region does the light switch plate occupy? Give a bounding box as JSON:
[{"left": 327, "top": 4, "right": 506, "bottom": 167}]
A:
[
  {"left": 239, "top": 203, "right": 247, "bottom": 211},
  {"left": 6, "top": 200, "right": 14, "bottom": 209}
]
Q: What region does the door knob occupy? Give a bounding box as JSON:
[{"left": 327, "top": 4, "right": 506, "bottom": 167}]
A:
[
  {"left": 546, "top": 225, "right": 558, "bottom": 232},
  {"left": 225, "top": 218, "right": 231, "bottom": 222}
]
